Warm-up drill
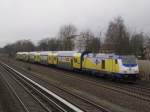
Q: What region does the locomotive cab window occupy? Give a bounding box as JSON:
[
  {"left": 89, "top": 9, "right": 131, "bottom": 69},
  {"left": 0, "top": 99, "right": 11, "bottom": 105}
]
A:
[
  {"left": 102, "top": 60, "right": 105, "bottom": 69},
  {"left": 122, "top": 56, "right": 136, "bottom": 65}
]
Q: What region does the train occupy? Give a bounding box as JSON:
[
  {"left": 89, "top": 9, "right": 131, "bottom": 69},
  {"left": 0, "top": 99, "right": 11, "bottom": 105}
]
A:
[{"left": 16, "top": 51, "right": 139, "bottom": 81}]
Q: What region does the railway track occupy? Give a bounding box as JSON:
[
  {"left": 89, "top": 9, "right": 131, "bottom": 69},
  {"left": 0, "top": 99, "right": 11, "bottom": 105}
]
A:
[
  {"left": 62, "top": 72, "right": 150, "bottom": 102},
  {"left": 0, "top": 62, "right": 84, "bottom": 112},
  {"left": 46, "top": 67, "right": 150, "bottom": 103},
  {"left": 106, "top": 82, "right": 150, "bottom": 100},
  {"left": 0, "top": 61, "right": 111, "bottom": 112},
  {"left": 11, "top": 61, "right": 150, "bottom": 103}
]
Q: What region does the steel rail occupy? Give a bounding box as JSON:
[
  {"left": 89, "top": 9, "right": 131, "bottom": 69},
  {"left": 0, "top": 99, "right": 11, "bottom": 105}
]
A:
[
  {"left": 13, "top": 65, "right": 111, "bottom": 112},
  {"left": 39, "top": 66, "right": 150, "bottom": 102},
  {"left": 2, "top": 61, "right": 112, "bottom": 112},
  {"left": 0, "top": 70, "right": 30, "bottom": 112},
  {"left": 5, "top": 60, "right": 150, "bottom": 108},
  {"left": 0, "top": 65, "right": 52, "bottom": 112},
  {"left": 0, "top": 62, "right": 84, "bottom": 112}
]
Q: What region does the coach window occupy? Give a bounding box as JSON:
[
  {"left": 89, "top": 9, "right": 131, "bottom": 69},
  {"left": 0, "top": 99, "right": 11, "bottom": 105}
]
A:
[{"left": 102, "top": 60, "right": 105, "bottom": 69}]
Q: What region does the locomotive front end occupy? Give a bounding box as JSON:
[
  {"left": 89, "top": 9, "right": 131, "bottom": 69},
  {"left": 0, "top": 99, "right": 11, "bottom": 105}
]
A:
[{"left": 118, "top": 55, "right": 139, "bottom": 81}]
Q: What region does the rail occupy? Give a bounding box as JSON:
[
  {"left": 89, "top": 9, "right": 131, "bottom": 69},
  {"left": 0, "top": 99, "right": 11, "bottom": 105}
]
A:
[{"left": 0, "top": 61, "right": 84, "bottom": 112}]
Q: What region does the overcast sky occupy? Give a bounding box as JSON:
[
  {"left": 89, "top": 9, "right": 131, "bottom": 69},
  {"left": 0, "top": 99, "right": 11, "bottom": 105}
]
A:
[{"left": 0, "top": 0, "right": 150, "bottom": 47}]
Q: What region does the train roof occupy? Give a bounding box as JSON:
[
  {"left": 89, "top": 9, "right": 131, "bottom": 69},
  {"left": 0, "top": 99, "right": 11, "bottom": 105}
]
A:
[
  {"left": 84, "top": 53, "right": 137, "bottom": 60},
  {"left": 85, "top": 53, "right": 115, "bottom": 56},
  {"left": 57, "top": 51, "right": 78, "bottom": 57},
  {"left": 17, "top": 52, "right": 29, "bottom": 54},
  {"left": 84, "top": 53, "right": 118, "bottom": 59},
  {"left": 39, "top": 51, "right": 53, "bottom": 55},
  {"left": 29, "top": 52, "right": 38, "bottom": 55}
]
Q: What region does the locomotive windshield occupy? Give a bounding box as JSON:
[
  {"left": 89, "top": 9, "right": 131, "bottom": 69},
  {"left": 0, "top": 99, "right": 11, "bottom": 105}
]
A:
[{"left": 122, "top": 56, "right": 137, "bottom": 65}]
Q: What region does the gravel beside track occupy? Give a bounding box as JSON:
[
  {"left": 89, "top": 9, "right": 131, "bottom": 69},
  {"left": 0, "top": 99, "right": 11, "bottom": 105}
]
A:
[{"left": 1, "top": 58, "right": 150, "bottom": 112}]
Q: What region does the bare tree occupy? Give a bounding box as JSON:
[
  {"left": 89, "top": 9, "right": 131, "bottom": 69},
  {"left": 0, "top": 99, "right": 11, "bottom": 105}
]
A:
[
  {"left": 38, "top": 38, "right": 49, "bottom": 51},
  {"left": 76, "top": 30, "right": 101, "bottom": 53},
  {"left": 105, "top": 16, "right": 130, "bottom": 55},
  {"left": 59, "top": 24, "right": 77, "bottom": 50},
  {"left": 77, "top": 31, "right": 92, "bottom": 51},
  {"left": 130, "top": 32, "right": 144, "bottom": 57},
  {"left": 91, "top": 37, "right": 101, "bottom": 53},
  {"left": 3, "top": 44, "right": 14, "bottom": 56},
  {"left": 3, "top": 40, "right": 35, "bottom": 56},
  {"left": 145, "top": 35, "right": 150, "bottom": 48},
  {"left": 47, "top": 38, "right": 62, "bottom": 51},
  {"left": 38, "top": 37, "right": 63, "bottom": 51},
  {"left": 143, "top": 34, "right": 150, "bottom": 59}
]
